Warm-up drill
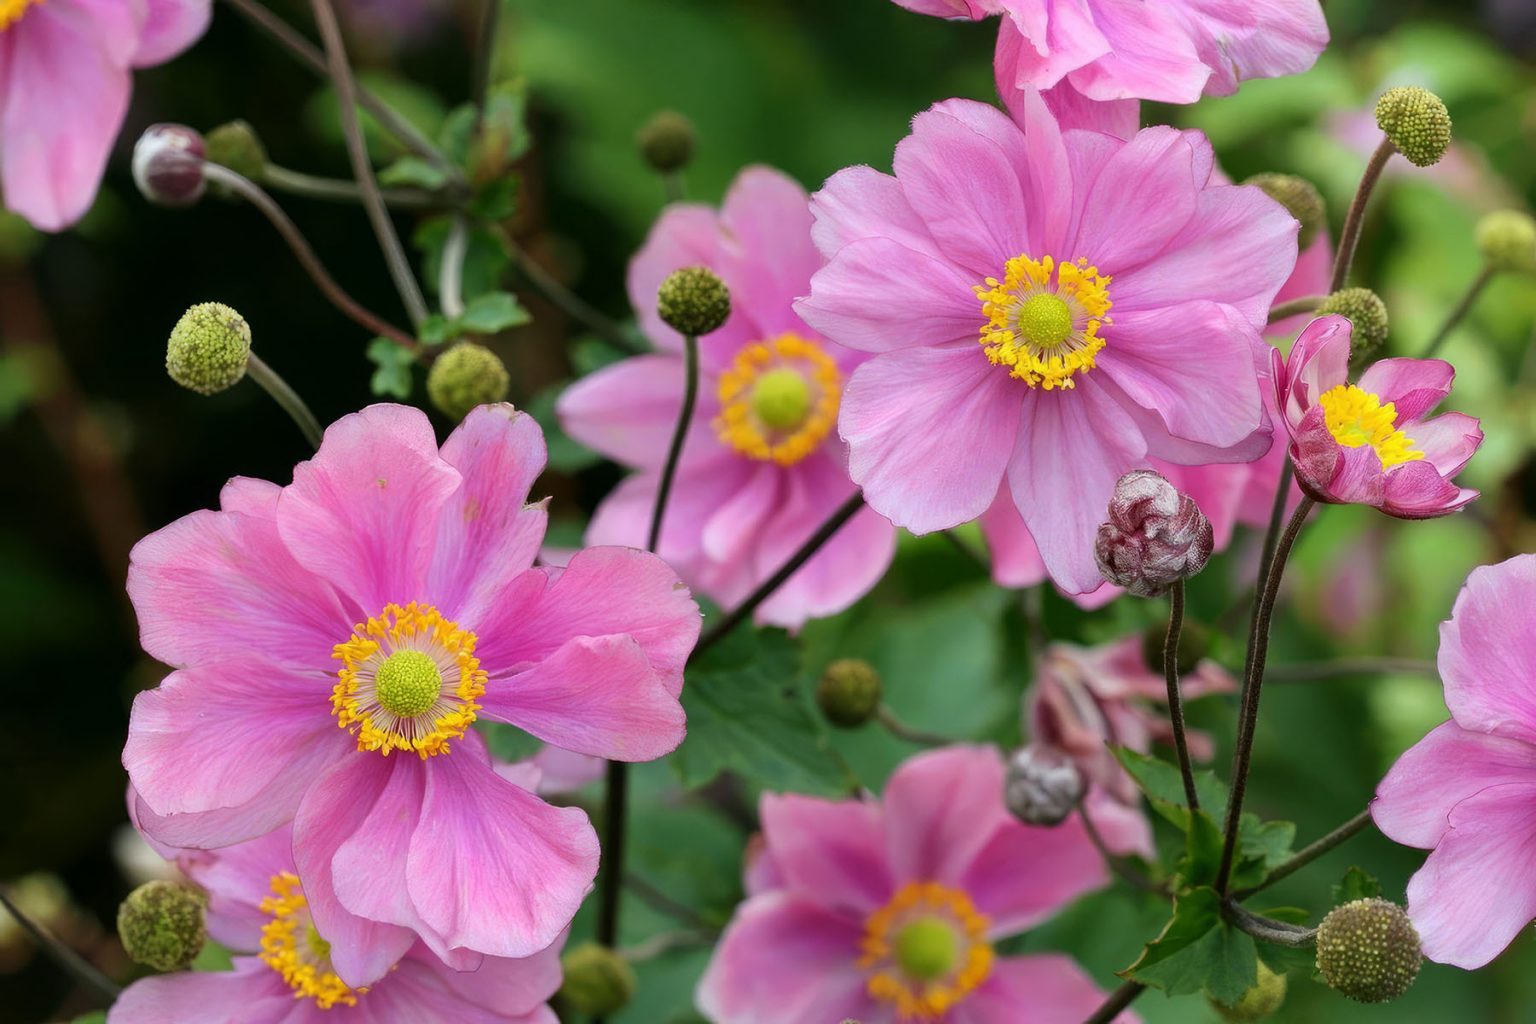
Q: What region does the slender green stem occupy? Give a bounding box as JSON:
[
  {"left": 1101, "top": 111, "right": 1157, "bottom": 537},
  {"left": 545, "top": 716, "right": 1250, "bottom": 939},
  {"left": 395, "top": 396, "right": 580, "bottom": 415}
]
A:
[
  {"left": 247, "top": 353, "right": 324, "bottom": 449},
  {"left": 1163, "top": 581, "right": 1199, "bottom": 810},
  {"left": 1421, "top": 266, "right": 1494, "bottom": 358},
  {"left": 1225, "top": 901, "right": 1318, "bottom": 948},
  {"left": 1233, "top": 809, "right": 1373, "bottom": 899},
  {"left": 1086, "top": 980, "right": 1146, "bottom": 1024},
  {"left": 941, "top": 529, "right": 990, "bottom": 573},
  {"left": 472, "top": 0, "right": 502, "bottom": 121},
  {"left": 622, "top": 928, "right": 715, "bottom": 963},
  {"left": 647, "top": 334, "right": 699, "bottom": 551},
  {"left": 1268, "top": 657, "right": 1436, "bottom": 684},
  {"left": 1267, "top": 295, "right": 1325, "bottom": 324},
  {"left": 0, "top": 888, "right": 120, "bottom": 1003},
  {"left": 503, "top": 236, "right": 643, "bottom": 353},
  {"left": 875, "top": 705, "right": 952, "bottom": 747},
  {"left": 261, "top": 165, "right": 442, "bottom": 208},
  {"left": 1331, "top": 138, "right": 1397, "bottom": 293},
  {"left": 663, "top": 171, "right": 687, "bottom": 204},
  {"left": 439, "top": 216, "right": 470, "bottom": 318}
]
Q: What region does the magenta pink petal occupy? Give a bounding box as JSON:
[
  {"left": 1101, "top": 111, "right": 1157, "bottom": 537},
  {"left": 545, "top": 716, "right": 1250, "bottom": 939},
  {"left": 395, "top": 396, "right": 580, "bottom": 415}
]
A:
[
  {"left": 717, "top": 166, "right": 824, "bottom": 338},
  {"left": 882, "top": 746, "right": 1013, "bottom": 886},
  {"left": 179, "top": 825, "right": 296, "bottom": 950},
  {"left": 1358, "top": 357, "right": 1455, "bottom": 423},
  {"left": 980, "top": 487, "right": 1049, "bottom": 588},
  {"left": 808, "top": 165, "right": 942, "bottom": 261},
  {"left": 329, "top": 756, "right": 434, "bottom": 945},
  {"left": 107, "top": 957, "right": 299, "bottom": 1024},
  {"left": 1439, "top": 557, "right": 1536, "bottom": 744},
  {"left": 1066, "top": 0, "right": 1210, "bottom": 103},
  {"left": 953, "top": 953, "right": 1137, "bottom": 1024},
  {"left": 1373, "top": 721, "right": 1536, "bottom": 850},
  {"left": 1183, "top": 0, "right": 1328, "bottom": 97},
  {"left": 558, "top": 354, "right": 721, "bottom": 470},
  {"left": 133, "top": 0, "right": 212, "bottom": 66},
  {"left": 796, "top": 237, "right": 982, "bottom": 353},
  {"left": 759, "top": 793, "right": 893, "bottom": 915},
  {"left": 424, "top": 939, "right": 565, "bottom": 1018},
  {"left": 753, "top": 487, "right": 897, "bottom": 629},
  {"left": 701, "top": 461, "right": 784, "bottom": 568},
  {"left": 995, "top": 8, "right": 1109, "bottom": 97},
  {"left": 960, "top": 813, "right": 1107, "bottom": 936},
  {"left": 1072, "top": 126, "right": 1199, "bottom": 270},
  {"left": 1023, "top": 73, "right": 1139, "bottom": 140},
  {"left": 1407, "top": 412, "right": 1482, "bottom": 477},
  {"left": 1381, "top": 460, "right": 1476, "bottom": 519}
]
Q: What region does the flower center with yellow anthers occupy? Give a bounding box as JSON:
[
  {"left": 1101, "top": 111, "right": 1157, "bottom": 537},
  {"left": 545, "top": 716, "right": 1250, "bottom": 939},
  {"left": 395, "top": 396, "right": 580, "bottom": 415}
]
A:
[
  {"left": 0, "top": 0, "right": 40, "bottom": 32},
  {"left": 860, "top": 882, "right": 994, "bottom": 1020},
  {"left": 713, "top": 333, "right": 841, "bottom": 466},
  {"left": 975, "top": 254, "right": 1112, "bottom": 390},
  {"left": 331, "top": 602, "right": 487, "bottom": 759},
  {"left": 1318, "top": 384, "right": 1425, "bottom": 468},
  {"left": 259, "top": 873, "right": 366, "bottom": 1009}
]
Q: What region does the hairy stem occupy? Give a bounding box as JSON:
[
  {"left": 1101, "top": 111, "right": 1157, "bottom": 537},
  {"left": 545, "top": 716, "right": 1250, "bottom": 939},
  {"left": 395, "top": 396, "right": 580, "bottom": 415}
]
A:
[
  {"left": 1421, "top": 266, "right": 1494, "bottom": 359},
  {"left": 262, "top": 165, "right": 442, "bottom": 208},
  {"left": 647, "top": 334, "right": 699, "bottom": 551},
  {"left": 0, "top": 888, "right": 120, "bottom": 1004},
  {"left": 247, "top": 353, "right": 324, "bottom": 449},
  {"left": 1163, "top": 581, "right": 1199, "bottom": 810},
  {"left": 1225, "top": 901, "right": 1318, "bottom": 948},
  {"left": 1267, "top": 295, "right": 1325, "bottom": 324},
  {"left": 1085, "top": 980, "right": 1146, "bottom": 1024},
  {"left": 875, "top": 705, "right": 953, "bottom": 747},
  {"left": 1331, "top": 138, "right": 1396, "bottom": 293},
  {"left": 1233, "top": 809, "right": 1374, "bottom": 899}
]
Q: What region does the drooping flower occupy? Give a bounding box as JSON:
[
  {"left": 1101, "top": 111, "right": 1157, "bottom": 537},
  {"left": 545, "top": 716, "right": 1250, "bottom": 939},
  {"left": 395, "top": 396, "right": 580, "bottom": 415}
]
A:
[
  {"left": 109, "top": 817, "right": 560, "bottom": 1023},
  {"left": 697, "top": 746, "right": 1136, "bottom": 1023},
  {"left": 1273, "top": 315, "right": 1481, "bottom": 518},
  {"left": 124, "top": 403, "right": 700, "bottom": 985},
  {"left": 894, "top": 0, "right": 1327, "bottom": 104},
  {"left": 0, "top": 0, "right": 211, "bottom": 231},
  {"left": 799, "top": 92, "right": 1295, "bottom": 593},
  {"left": 1372, "top": 555, "right": 1536, "bottom": 970},
  {"left": 559, "top": 166, "right": 896, "bottom": 628}
]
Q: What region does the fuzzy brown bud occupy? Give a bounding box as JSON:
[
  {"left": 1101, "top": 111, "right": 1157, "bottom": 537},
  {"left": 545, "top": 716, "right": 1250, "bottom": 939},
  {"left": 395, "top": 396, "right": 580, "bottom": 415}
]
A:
[
  {"left": 1094, "top": 470, "right": 1213, "bottom": 597},
  {"left": 657, "top": 266, "right": 730, "bottom": 337},
  {"left": 1315, "top": 898, "right": 1422, "bottom": 1003},
  {"left": 637, "top": 110, "right": 696, "bottom": 175}
]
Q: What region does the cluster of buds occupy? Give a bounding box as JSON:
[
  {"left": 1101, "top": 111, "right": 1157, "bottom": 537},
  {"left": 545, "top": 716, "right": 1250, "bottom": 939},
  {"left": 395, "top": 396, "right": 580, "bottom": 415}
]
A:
[{"left": 1094, "top": 470, "right": 1213, "bottom": 597}]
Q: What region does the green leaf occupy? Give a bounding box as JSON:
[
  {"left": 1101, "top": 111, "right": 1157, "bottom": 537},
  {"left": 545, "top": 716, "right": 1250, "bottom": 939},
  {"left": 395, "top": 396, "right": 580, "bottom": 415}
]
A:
[
  {"left": 1179, "top": 808, "right": 1225, "bottom": 888},
  {"left": 415, "top": 218, "right": 511, "bottom": 302},
  {"left": 70, "top": 1014, "right": 107, "bottom": 1024},
  {"left": 366, "top": 337, "right": 415, "bottom": 398},
  {"left": 1127, "top": 886, "right": 1259, "bottom": 1005},
  {"left": 192, "top": 938, "right": 234, "bottom": 972},
  {"left": 379, "top": 156, "right": 450, "bottom": 190},
  {"left": 479, "top": 722, "right": 544, "bottom": 763},
  {"left": 457, "top": 291, "right": 530, "bottom": 335},
  {"left": 1111, "top": 747, "right": 1226, "bottom": 830},
  {"left": 469, "top": 176, "right": 519, "bottom": 221},
  {"left": 1332, "top": 866, "right": 1383, "bottom": 905},
  {"left": 418, "top": 313, "right": 456, "bottom": 346},
  {"left": 571, "top": 336, "right": 633, "bottom": 375}
]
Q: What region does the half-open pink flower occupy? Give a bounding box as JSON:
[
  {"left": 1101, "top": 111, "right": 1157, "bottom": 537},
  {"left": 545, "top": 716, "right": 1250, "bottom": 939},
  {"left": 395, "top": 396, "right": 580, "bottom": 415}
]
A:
[
  {"left": 799, "top": 92, "right": 1295, "bottom": 593},
  {"left": 1373, "top": 555, "right": 1536, "bottom": 969},
  {"left": 0, "top": 0, "right": 211, "bottom": 231},
  {"left": 698, "top": 745, "right": 1135, "bottom": 1023},
  {"left": 559, "top": 166, "right": 896, "bottom": 628},
  {"left": 1273, "top": 315, "right": 1481, "bottom": 518},
  {"left": 124, "top": 403, "right": 699, "bottom": 984},
  {"left": 110, "top": 817, "right": 560, "bottom": 1024}
]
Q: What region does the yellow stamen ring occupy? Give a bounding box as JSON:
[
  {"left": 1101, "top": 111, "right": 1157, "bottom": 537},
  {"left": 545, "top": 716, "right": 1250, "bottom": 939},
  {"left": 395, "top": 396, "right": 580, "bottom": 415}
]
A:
[
  {"left": 860, "top": 882, "right": 994, "bottom": 1020},
  {"left": 975, "top": 254, "right": 1112, "bottom": 390},
  {"left": 0, "top": 0, "right": 40, "bottom": 32},
  {"left": 713, "top": 333, "right": 841, "bottom": 466},
  {"left": 1318, "top": 384, "right": 1424, "bottom": 468},
  {"left": 259, "top": 873, "right": 366, "bottom": 1009}
]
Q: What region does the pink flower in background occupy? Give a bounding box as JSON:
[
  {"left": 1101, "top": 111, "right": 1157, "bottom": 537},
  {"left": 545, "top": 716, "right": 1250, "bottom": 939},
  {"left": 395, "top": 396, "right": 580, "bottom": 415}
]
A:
[
  {"left": 894, "top": 0, "right": 1327, "bottom": 104},
  {"left": 800, "top": 92, "right": 1296, "bottom": 593},
  {"left": 124, "top": 403, "right": 699, "bottom": 984},
  {"left": 1274, "top": 315, "right": 1481, "bottom": 518},
  {"left": 109, "top": 820, "right": 560, "bottom": 1023},
  {"left": 698, "top": 746, "right": 1136, "bottom": 1023},
  {"left": 1373, "top": 555, "right": 1536, "bottom": 969},
  {"left": 0, "top": 0, "right": 211, "bottom": 230},
  {"left": 560, "top": 166, "right": 896, "bottom": 629}
]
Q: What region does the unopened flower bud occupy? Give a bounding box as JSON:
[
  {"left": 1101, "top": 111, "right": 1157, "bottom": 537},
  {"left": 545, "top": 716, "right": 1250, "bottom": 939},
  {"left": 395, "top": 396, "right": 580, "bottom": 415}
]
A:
[
  {"left": 1245, "top": 173, "right": 1327, "bottom": 250},
  {"left": 816, "top": 658, "right": 882, "bottom": 728},
  {"left": 1318, "top": 288, "right": 1389, "bottom": 364},
  {"left": 1375, "top": 86, "right": 1452, "bottom": 168},
  {"left": 1004, "top": 745, "right": 1084, "bottom": 827},
  {"left": 1315, "top": 898, "right": 1422, "bottom": 1003},
  {"left": 637, "top": 110, "right": 696, "bottom": 175},
  {"left": 117, "top": 880, "right": 207, "bottom": 972},
  {"left": 1094, "top": 470, "right": 1213, "bottom": 597},
  {"left": 426, "top": 342, "right": 510, "bottom": 422},
  {"left": 132, "top": 124, "right": 205, "bottom": 208},
  {"left": 166, "top": 302, "right": 251, "bottom": 395},
  {"left": 1210, "top": 961, "right": 1288, "bottom": 1022},
  {"left": 1141, "top": 618, "right": 1210, "bottom": 677},
  {"left": 657, "top": 266, "right": 730, "bottom": 337},
  {"left": 204, "top": 120, "right": 267, "bottom": 182},
  {"left": 1476, "top": 210, "right": 1536, "bottom": 275},
  {"left": 558, "top": 942, "right": 636, "bottom": 1017}
]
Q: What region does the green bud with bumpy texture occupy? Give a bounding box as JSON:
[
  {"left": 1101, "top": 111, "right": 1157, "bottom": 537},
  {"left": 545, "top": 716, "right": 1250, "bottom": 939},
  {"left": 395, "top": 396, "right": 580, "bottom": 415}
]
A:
[
  {"left": 204, "top": 120, "right": 268, "bottom": 182},
  {"left": 1211, "top": 961, "right": 1288, "bottom": 1021},
  {"left": 558, "top": 942, "right": 636, "bottom": 1017},
  {"left": 637, "top": 110, "right": 696, "bottom": 175},
  {"left": 1142, "top": 618, "right": 1210, "bottom": 678},
  {"left": 1316, "top": 898, "right": 1422, "bottom": 1003},
  {"left": 1245, "top": 173, "right": 1327, "bottom": 251},
  {"left": 117, "top": 880, "right": 208, "bottom": 972},
  {"left": 1375, "top": 86, "right": 1452, "bottom": 168},
  {"left": 816, "top": 658, "right": 882, "bottom": 728},
  {"left": 1318, "top": 288, "right": 1389, "bottom": 364},
  {"left": 1476, "top": 210, "right": 1536, "bottom": 275},
  {"left": 167, "top": 302, "right": 251, "bottom": 395},
  {"left": 426, "top": 342, "right": 510, "bottom": 423},
  {"left": 657, "top": 266, "right": 730, "bottom": 337}
]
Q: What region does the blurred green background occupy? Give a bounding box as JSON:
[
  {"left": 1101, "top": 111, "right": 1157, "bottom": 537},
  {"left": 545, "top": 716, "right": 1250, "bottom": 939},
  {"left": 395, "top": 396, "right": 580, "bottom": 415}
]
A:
[{"left": 1, "top": 0, "right": 1534, "bottom": 1021}]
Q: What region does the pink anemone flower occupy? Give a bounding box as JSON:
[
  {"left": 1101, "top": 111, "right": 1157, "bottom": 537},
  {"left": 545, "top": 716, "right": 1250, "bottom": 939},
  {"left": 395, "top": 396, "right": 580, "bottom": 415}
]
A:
[
  {"left": 1373, "top": 555, "right": 1536, "bottom": 969},
  {"left": 893, "top": 0, "right": 1327, "bottom": 104},
  {"left": 123, "top": 403, "right": 700, "bottom": 985},
  {"left": 1273, "top": 315, "right": 1481, "bottom": 518},
  {"left": 697, "top": 746, "right": 1136, "bottom": 1024},
  {"left": 109, "top": 817, "right": 560, "bottom": 1023},
  {"left": 0, "top": 0, "right": 211, "bottom": 230},
  {"left": 559, "top": 166, "right": 896, "bottom": 629},
  {"left": 799, "top": 91, "right": 1296, "bottom": 593}
]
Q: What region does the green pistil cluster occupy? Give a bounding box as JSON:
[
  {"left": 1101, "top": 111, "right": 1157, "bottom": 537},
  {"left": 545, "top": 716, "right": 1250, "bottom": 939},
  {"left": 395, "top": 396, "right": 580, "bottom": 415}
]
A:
[
  {"left": 166, "top": 302, "right": 251, "bottom": 395},
  {"left": 1375, "top": 86, "right": 1452, "bottom": 168},
  {"left": 375, "top": 649, "right": 443, "bottom": 718}
]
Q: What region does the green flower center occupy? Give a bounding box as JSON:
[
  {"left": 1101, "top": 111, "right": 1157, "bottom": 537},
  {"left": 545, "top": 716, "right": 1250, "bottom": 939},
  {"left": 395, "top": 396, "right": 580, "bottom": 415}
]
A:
[
  {"left": 750, "top": 368, "right": 813, "bottom": 430},
  {"left": 374, "top": 650, "right": 442, "bottom": 718},
  {"left": 1016, "top": 293, "right": 1074, "bottom": 349},
  {"left": 305, "top": 924, "right": 332, "bottom": 963},
  {"left": 894, "top": 917, "right": 959, "bottom": 982}
]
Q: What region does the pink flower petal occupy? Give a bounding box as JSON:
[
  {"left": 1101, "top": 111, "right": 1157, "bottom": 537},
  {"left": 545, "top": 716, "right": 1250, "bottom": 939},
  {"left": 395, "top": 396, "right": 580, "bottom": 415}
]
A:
[
  {"left": 759, "top": 793, "right": 894, "bottom": 915},
  {"left": 1072, "top": 126, "right": 1199, "bottom": 270},
  {"left": 1064, "top": 0, "right": 1210, "bottom": 103},
  {"left": 1358, "top": 357, "right": 1455, "bottom": 424},
  {"left": 960, "top": 811, "right": 1108, "bottom": 936},
  {"left": 882, "top": 746, "right": 1013, "bottom": 886},
  {"left": 954, "top": 953, "right": 1138, "bottom": 1024},
  {"left": 178, "top": 825, "right": 296, "bottom": 950},
  {"left": 557, "top": 353, "right": 722, "bottom": 470},
  {"left": 995, "top": 6, "right": 1110, "bottom": 96},
  {"left": 808, "top": 165, "right": 942, "bottom": 261},
  {"left": 796, "top": 237, "right": 982, "bottom": 353},
  {"left": 107, "top": 957, "right": 298, "bottom": 1024},
  {"left": 1381, "top": 460, "right": 1476, "bottom": 519},
  {"left": 1407, "top": 412, "right": 1482, "bottom": 478},
  {"left": 1439, "top": 556, "right": 1536, "bottom": 745},
  {"left": 716, "top": 166, "right": 823, "bottom": 338},
  {"left": 1181, "top": 0, "right": 1328, "bottom": 97},
  {"left": 1373, "top": 721, "right": 1536, "bottom": 850},
  {"left": 133, "top": 0, "right": 212, "bottom": 67},
  {"left": 417, "top": 937, "right": 565, "bottom": 1018}
]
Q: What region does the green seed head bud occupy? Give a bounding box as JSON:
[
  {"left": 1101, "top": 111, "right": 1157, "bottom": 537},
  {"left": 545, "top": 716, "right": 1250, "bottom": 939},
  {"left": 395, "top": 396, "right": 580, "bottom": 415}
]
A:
[
  {"left": 1375, "top": 86, "right": 1452, "bottom": 168},
  {"left": 558, "top": 942, "right": 636, "bottom": 1017},
  {"left": 1141, "top": 618, "right": 1210, "bottom": 677},
  {"left": 166, "top": 302, "right": 251, "bottom": 395},
  {"left": 1316, "top": 898, "right": 1422, "bottom": 1003},
  {"left": 637, "top": 110, "right": 696, "bottom": 175},
  {"left": 1476, "top": 210, "right": 1536, "bottom": 275},
  {"left": 1318, "top": 288, "right": 1389, "bottom": 364},
  {"left": 117, "top": 880, "right": 208, "bottom": 972},
  {"left": 426, "top": 342, "right": 510, "bottom": 423},
  {"left": 816, "top": 658, "right": 883, "bottom": 728},
  {"left": 1211, "top": 961, "right": 1288, "bottom": 1022},
  {"left": 204, "top": 120, "right": 268, "bottom": 182},
  {"left": 657, "top": 266, "right": 731, "bottom": 337},
  {"left": 1244, "top": 173, "right": 1328, "bottom": 251}
]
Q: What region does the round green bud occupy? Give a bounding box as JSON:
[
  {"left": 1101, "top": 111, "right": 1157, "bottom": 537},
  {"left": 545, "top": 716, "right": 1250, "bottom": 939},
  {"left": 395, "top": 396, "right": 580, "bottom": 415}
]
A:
[
  {"left": 117, "top": 880, "right": 208, "bottom": 973},
  {"left": 166, "top": 302, "right": 251, "bottom": 395},
  {"left": 1375, "top": 86, "right": 1452, "bottom": 168},
  {"left": 637, "top": 110, "right": 696, "bottom": 175},
  {"left": 1315, "top": 898, "right": 1422, "bottom": 1003},
  {"left": 1476, "top": 210, "right": 1536, "bottom": 275},
  {"left": 1141, "top": 618, "right": 1210, "bottom": 678},
  {"left": 426, "top": 342, "right": 510, "bottom": 423},
  {"left": 1244, "top": 173, "right": 1328, "bottom": 251},
  {"left": 816, "top": 658, "right": 883, "bottom": 728},
  {"left": 1318, "top": 288, "right": 1389, "bottom": 364},
  {"left": 204, "top": 120, "right": 268, "bottom": 182},
  {"left": 657, "top": 266, "right": 731, "bottom": 337},
  {"left": 558, "top": 942, "right": 636, "bottom": 1017},
  {"left": 1211, "top": 961, "right": 1288, "bottom": 1022},
  {"left": 894, "top": 918, "right": 958, "bottom": 981}
]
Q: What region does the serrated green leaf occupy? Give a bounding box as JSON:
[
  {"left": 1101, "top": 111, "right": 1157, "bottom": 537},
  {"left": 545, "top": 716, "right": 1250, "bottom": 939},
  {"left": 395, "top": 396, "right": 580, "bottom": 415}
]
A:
[
  {"left": 1128, "top": 886, "right": 1258, "bottom": 1005},
  {"left": 437, "top": 103, "right": 479, "bottom": 164},
  {"left": 1180, "top": 808, "right": 1225, "bottom": 888},
  {"left": 457, "top": 291, "right": 530, "bottom": 335},
  {"left": 1126, "top": 886, "right": 1222, "bottom": 977},
  {"left": 418, "top": 313, "right": 456, "bottom": 346},
  {"left": 1111, "top": 747, "right": 1226, "bottom": 830},
  {"left": 379, "top": 156, "right": 451, "bottom": 190},
  {"left": 1332, "top": 866, "right": 1383, "bottom": 905},
  {"left": 366, "top": 337, "right": 415, "bottom": 398}
]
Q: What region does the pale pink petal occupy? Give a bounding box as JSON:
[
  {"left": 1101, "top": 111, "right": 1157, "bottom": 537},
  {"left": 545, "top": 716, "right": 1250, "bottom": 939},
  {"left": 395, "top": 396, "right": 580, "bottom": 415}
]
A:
[
  {"left": 329, "top": 756, "right": 437, "bottom": 955},
  {"left": 1407, "top": 412, "right": 1482, "bottom": 478},
  {"left": 960, "top": 813, "right": 1107, "bottom": 935},
  {"left": 557, "top": 354, "right": 722, "bottom": 469},
  {"left": 1180, "top": 0, "right": 1328, "bottom": 97},
  {"left": 954, "top": 953, "right": 1137, "bottom": 1024},
  {"left": 980, "top": 488, "right": 1048, "bottom": 589},
  {"left": 1022, "top": 72, "right": 1139, "bottom": 140},
  {"left": 107, "top": 958, "right": 299, "bottom": 1024},
  {"left": 1084, "top": 786, "right": 1155, "bottom": 858},
  {"left": 892, "top": 0, "right": 991, "bottom": 16},
  {"left": 1373, "top": 721, "right": 1536, "bottom": 850},
  {"left": 1266, "top": 235, "right": 1333, "bottom": 338},
  {"left": 995, "top": 9, "right": 1110, "bottom": 98},
  {"left": 717, "top": 166, "right": 822, "bottom": 338},
  {"left": 795, "top": 237, "right": 982, "bottom": 353},
  {"left": 882, "top": 746, "right": 1013, "bottom": 885},
  {"left": 700, "top": 461, "right": 784, "bottom": 568},
  {"left": 406, "top": 939, "right": 564, "bottom": 1019},
  {"left": 1439, "top": 557, "right": 1536, "bottom": 744},
  {"left": 588, "top": 461, "right": 756, "bottom": 589},
  {"left": 180, "top": 825, "right": 296, "bottom": 950},
  {"left": 759, "top": 793, "right": 893, "bottom": 915},
  {"left": 1072, "top": 127, "right": 1199, "bottom": 270},
  {"left": 808, "top": 165, "right": 942, "bottom": 261},
  {"left": 1357, "top": 356, "right": 1454, "bottom": 424},
  {"left": 1010, "top": 85, "right": 1075, "bottom": 255},
  {"left": 134, "top": 0, "right": 212, "bottom": 66},
  {"left": 1065, "top": 0, "right": 1210, "bottom": 103}
]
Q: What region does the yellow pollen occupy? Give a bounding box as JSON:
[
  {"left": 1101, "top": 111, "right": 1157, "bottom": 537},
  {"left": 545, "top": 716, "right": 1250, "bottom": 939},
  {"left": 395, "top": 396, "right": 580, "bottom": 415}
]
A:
[
  {"left": 860, "top": 882, "right": 994, "bottom": 1021},
  {"left": 0, "top": 0, "right": 40, "bottom": 32},
  {"left": 713, "top": 333, "right": 840, "bottom": 466},
  {"left": 331, "top": 602, "right": 487, "bottom": 759},
  {"left": 975, "top": 254, "right": 1112, "bottom": 390},
  {"left": 259, "top": 873, "right": 365, "bottom": 1009},
  {"left": 1318, "top": 384, "right": 1424, "bottom": 468}
]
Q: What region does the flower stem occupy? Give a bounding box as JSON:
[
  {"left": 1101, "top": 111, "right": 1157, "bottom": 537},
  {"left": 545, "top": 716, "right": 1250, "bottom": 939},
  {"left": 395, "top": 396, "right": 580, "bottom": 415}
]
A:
[
  {"left": 0, "top": 888, "right": 120, "bottom": 1004},
  {"left": 875, "top": 705, "right": 953, "bottom": 747},
  {"left": 501, "top": 233, "right": 643, "bottom": 353},
  {"left": 1232, "top": 808, "right": 1374, "bottom": 899},
  {"left": 1163, "top": 580, "right": 1200, "bottom": 810},
  {"left": 1266, "top": 295, "right": 1325, "bottom": 324},
  {"left": 1224, "top": 901, "right": 1318, "bottom": 948},
  {"left": 439, "top": 217, "right": 470, "bottom": 319},
  {"left": 647, "top": 334, "right": 699, "bottom": 551},
  {"left": 1085, "top": 980, "right": 1146, "bottom": 1024},
  {"left": 1331, "top": 137, "right": 1397, "bottom": 293},
  {"left": 472, "top": 0, "right": 502, "bottom": 121},
  {"left": 1421, "top": 266, "right": 1494, "bottom": 359},
  {"left": 261, "top": 165, "right": 442, "bottom": 208},
  {"left": 247, "top": 353, "right": 324, "bottom": 449}
]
